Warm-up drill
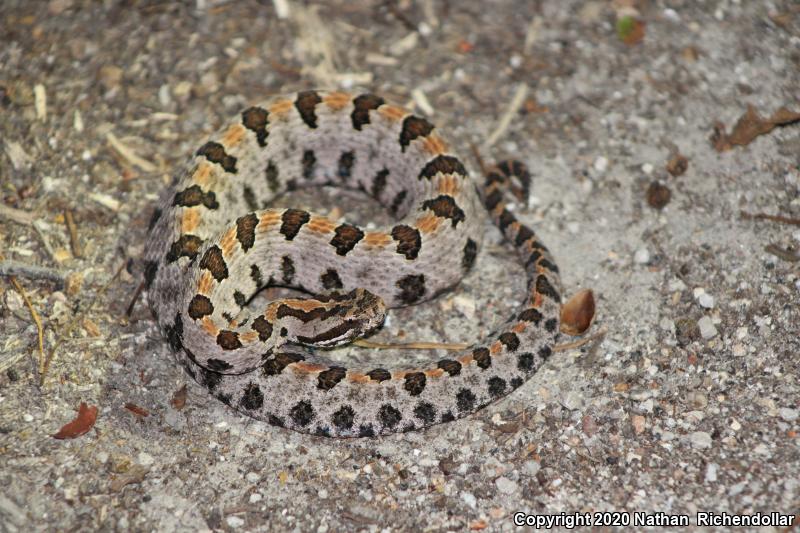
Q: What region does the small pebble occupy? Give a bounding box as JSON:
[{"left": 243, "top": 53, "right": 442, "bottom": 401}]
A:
[
  {"left": 461, "top": 491, "right": 477, "bottom": 509},
  {"left": 23, "top": 413, "right": 34, "bottom": 422},
  {"left": 226, "top": 516, "right": 244, "bottom": 528},
  {"left": 705, "top": 463, "right": 718, "bottom": 483},
  {"left": 245, "top": 472, "right": 260, "bottom": 483},
  {"left": 634, "top": 247, "right": 650, "bottom": 264},
  {"left": 137, "top": 452, "right": 154, "bottom": 466},
  {"left": 249, "top": 493, "right": 262, "bottom": 503},
  {"left": 779, "top": 407, "right": 798, "bottom": 422},
  {"left": 695, "top": 290, "right": 714, "bottom": 308},
  {"left": 689, "top": 431, "right": 712, "bottom": 449},
  {"left": 495, "top": 477, "right": 518, "bottom": 494},
  {"left": 523, "top": 460, "right": 540, "bottom": 476},
  {"left": 697, "top": 316, "right": 717, "bottom": 339},
  {"left": 593, "top": 156, "right": 609, "bottom": 173}
]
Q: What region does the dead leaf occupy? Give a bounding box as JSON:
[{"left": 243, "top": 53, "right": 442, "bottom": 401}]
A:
[
  {"left": 712, "top": 105, "right": 800, "bottom": 151},
  {"left": 617, "top": 16, "right": 645, "bottom": 45},
  {"left": 560, "top": 289, "right": 595, "bottom": 335},
  {"left": 171, "top": 384, "right": 187, "bottom": 410},
  {"left": 124, "top": 403, "right": 149, "bottom": 418},
  {"left": 53, "top": 402, "right": 98, "bottom": 439},
  {"left": 646, "top": 181, "right": 671, "bottom": 210},
  {"left": 666, "top": 153, "right": 688, "bottom": 176}
]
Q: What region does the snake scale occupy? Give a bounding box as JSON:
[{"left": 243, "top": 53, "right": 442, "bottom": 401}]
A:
[{"left": 143, "top": 90, "right": 561, "bottom": 438}]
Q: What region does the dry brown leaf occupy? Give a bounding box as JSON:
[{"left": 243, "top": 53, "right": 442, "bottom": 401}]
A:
[
  {"left": 666, "top": 153, "right": 688, "bottom": 176},
  {"left": 646, "top": 181, "right": 671, "bottom": 210},
  {"left": 560, "top": 289, "right": 595, "bottom": 335},
  {"left": 171, "top": 384, "right": 187, "bottom": 410},
  {"left": 53, "top": 402, "right": 98, "bottom": 439},
  {"left": 712, "top": 105, "right": 800, "bottom": 151},
  {"left": 124, "top": 403, "right": 149, "bottom": 418}
]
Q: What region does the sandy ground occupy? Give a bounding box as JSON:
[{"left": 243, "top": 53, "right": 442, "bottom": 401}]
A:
[{"left": 1, "top": 0, "right": 799, "bottom": 531}]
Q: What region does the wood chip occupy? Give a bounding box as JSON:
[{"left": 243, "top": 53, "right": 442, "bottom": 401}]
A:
[
  {"left": 34, "top": 83, "right": 46, "bottom": 121},
  {"left": 89, "top": 192, "right": 121, "bottom": 211},
  {"left": 411, "top": 88, "right": 434, "bottom": 115},
  {"left": 106, "top": 131, "right": 157, "bottom": 172},
  {"left": 4, "top": 141, "right": 33, "bottom": 170},
  {"left": 0, "top": 204, "right": 36, "bottom": 226}
]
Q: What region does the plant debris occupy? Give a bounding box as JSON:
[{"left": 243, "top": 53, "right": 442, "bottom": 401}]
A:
[
  {"left": 711, "top": 105, "right": 800, "bottom": 151},
  {"left": 560, "top": 289, "right": 595, "bottom": 335},
  {"left": 53, "top": 402, "right": 98, "bottom": 439}
]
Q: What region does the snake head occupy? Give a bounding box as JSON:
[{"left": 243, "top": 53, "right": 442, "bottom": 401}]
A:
[{"left": 275, "top": 288, "right": 387, "bottom": 348}]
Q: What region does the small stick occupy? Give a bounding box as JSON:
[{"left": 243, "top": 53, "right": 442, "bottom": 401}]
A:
[
  {"left": 765, "top": 244, "right": 800, "bottom": 262},
  {"left": 0, "top": 203, "right": 35, "bottom": 226},
  {"left": 740, "top": 210, "right": 800, "bottom": 226},
  {"left": 0, "top": 260, "right": 67, "bottom": 286},
  {"left": 8, "top": 277, "right": 46, "bottom": 375},
  {"left": 553, "top": 328, "right": 607, "bottom": 352},
  {"left": 64, "top": 209, "right": 83, "bottom": 258},
  {"left": 126, "top": 279, "right": 145, "bottom": 317},
  {"left": 354, "top": 339, "right": 469, "bottom": 351},
  {"left": 106, "top": 131, "right": 157, "bottom": 172},
  {"left": 483, "top": 83, "right": 529, "bottom": 149},
  {"left": 469, "top": 142, "right": 489, "bottom": 175}
]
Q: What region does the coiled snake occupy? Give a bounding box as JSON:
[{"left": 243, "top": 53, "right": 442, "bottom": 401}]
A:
[{"left": 143, "top": 90, "right": 561, "bottom": 437}]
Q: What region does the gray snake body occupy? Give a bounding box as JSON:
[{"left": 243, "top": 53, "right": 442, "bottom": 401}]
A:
[{"left": 143, "top": 90, "right": 561, "bottom": 437}]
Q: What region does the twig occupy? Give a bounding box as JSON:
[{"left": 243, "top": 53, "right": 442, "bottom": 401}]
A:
[
  {"left": 0, "top": 260, "right": 67, "bottom": 286},
  {"left": 64, "top": 209, "right": 83, "bottom": 258},
  {"left": 8, "top": 277, "right": 46, "bottom": 375},
  {"left": 740, "top": 210, "right": 800, "bottom": 226},
  {"left": 0, "top": 203, "right": 35, "bottom": 226},
  {"left": 32, "top": 220, "right": 58, "bottom": 262},
  {"left": 483, "top": 83, "right": 529, "bottom": 149},
  {"left": 125, "top": 279, "right": 145, "bottom": 317},
  {"left": 469, "top": 142, "right": 489, "bottom": 175},
  {"left": 40, "top": 262, "right": 125, "bottom": 386},
  {"left": 553, "top": 328, "right": 607, "bottom": 352},
  {"left": 765, "top": 244, "right": 800, "bottom": 262},
  {"left": 354, "top": 339, "right": 469, "bottom": 351},
  {"left": 106, "top": 131, "right": 157, "bottom": 172}
]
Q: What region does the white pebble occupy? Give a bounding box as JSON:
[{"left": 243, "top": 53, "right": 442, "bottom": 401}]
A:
[
  {"left": 641, "top": 163, "right": 654, "bottom": 175},
  {"left": 23, "top": 413, "right": 34, "bottom": 422},
  {"left": 495, "top": 477, "right": 518, "bottom": 494},
  {"left": 698, "top": 316, "right": 717, "bottom": 339},
  {"left": 705, "top": 463, "right": 718, "bottom": 483},
  {"left": 697, "top": 293, "right": 715, "bottom": 309},
  {"left": 593, "top": 156, "right": 609, "bottom": 173},
  {"left": 249, "top": 493, "right": 263, "bottom": 503},
  {"left": 689, "top": 431, "right": 712, "bottom": 449},
  {"left": 137, "top": 452, "right": 154, "bottom": 466},
  {"left": 245, "top": 472, "right": 260, "bottom": 483},
  {"left": 634, "top": 247, "right": 650, "bottom": 264},
  {"left": 317, "top": 489, "right": 328, "bottom": 499},
  {"left": 226, "top": 516, "right": 244, "bottom": 528},
  {"left": 779, "top": 407, "right": 798, "bottom": 422},
  {"left": 461, "top": 491, "right": 477, "bottom": 509}
]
